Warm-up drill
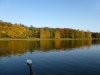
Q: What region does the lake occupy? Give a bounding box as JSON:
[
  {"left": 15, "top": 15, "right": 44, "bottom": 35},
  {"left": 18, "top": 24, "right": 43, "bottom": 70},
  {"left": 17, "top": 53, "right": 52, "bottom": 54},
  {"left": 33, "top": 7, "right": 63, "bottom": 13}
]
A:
[{"left": 0, "top": 40, "right": 100, "bottom": 75}]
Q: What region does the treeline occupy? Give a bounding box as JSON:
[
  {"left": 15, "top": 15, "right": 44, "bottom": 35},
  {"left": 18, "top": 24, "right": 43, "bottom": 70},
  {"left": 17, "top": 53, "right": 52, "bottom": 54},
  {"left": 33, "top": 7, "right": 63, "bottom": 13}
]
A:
[{"left": 0, "top": 20, "right": 100, "bottom": 39}]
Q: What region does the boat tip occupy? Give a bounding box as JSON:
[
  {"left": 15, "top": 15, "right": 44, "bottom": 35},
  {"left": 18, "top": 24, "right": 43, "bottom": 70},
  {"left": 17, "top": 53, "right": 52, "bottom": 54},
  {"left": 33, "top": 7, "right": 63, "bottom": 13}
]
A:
[{"left": 26, "top": 59, "right": 32, "bottom": 64}]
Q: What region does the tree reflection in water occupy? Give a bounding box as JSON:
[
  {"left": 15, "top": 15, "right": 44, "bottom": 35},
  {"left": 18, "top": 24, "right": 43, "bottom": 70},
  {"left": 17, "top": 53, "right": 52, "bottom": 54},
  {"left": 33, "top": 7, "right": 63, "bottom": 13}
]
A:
[{"left": 0, "top": 40, "right": 100, "bottom": 57}]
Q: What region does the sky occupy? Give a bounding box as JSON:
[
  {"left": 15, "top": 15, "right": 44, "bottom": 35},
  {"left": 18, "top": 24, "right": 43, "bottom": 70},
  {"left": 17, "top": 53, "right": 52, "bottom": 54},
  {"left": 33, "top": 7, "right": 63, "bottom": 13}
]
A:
[{"left": 0, "top": 0, "right": 100, "bottom": 32}]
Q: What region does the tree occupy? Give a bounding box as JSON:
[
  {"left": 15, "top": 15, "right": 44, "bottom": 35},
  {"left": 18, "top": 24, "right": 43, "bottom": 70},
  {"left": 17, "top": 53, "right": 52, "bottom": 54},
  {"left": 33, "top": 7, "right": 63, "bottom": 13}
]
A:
[
  {"left": 64, "top": 28, "right": 69, "bottom": 38},
  {"left": 7, "top": 24, "right": 31, "bottom": 38},
  {"left": 45, "top": 28, "right": 50, "bottom": 38},
  {"left": 86, "top": 30, "right": 92, "bottom": 38},
  {"left": 40, "top": 28, "right": 45, "bottom": 38},
  {"left": 54, "top": 29, "right": 61, "bottom": 39},
  {"left": 29, "top": 25, "right": 35, "bottom": 37},
  {"left": 81, "top": 30, "right": 85, "bottom": 38}
]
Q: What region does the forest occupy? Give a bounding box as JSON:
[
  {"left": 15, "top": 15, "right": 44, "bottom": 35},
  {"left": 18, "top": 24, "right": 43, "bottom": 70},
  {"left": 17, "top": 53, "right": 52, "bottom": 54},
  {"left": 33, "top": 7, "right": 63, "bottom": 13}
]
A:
[{"left": 0, "top": 20, "right": 100, "bottom": 39}]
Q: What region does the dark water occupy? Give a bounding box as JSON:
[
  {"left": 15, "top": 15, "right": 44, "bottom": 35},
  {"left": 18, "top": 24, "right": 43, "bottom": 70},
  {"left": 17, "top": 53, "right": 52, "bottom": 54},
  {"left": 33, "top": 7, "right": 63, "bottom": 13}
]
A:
[{"left": 0, "top": 40, "right": 100, "bottom": 75}]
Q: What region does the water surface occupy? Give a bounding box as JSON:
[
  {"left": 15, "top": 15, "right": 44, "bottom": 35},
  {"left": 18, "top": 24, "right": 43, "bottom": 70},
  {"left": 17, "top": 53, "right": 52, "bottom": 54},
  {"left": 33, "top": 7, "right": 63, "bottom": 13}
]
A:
[{"left": 0, "top": 40, "right": 100, "bottom": 75}]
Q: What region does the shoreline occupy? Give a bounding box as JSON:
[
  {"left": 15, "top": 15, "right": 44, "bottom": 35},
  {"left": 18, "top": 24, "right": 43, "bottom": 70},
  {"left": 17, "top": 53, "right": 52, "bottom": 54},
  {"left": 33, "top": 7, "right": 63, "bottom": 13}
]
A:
[{"left": 0, "top": 38, "right": 99, "bottom": 40}]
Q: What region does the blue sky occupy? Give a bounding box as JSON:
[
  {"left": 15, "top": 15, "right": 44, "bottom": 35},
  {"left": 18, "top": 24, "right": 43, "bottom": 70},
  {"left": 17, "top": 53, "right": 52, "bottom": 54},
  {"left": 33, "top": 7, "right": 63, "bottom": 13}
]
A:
[{"left": 0, "top": 0, "right": 100, "bottom": 32}]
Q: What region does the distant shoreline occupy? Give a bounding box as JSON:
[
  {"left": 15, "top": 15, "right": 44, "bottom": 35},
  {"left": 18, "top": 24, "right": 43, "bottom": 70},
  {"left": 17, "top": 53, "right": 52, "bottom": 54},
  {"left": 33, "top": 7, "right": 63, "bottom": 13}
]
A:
[{"left": 0, "top": 38, "right": 99, "bottom": 40}]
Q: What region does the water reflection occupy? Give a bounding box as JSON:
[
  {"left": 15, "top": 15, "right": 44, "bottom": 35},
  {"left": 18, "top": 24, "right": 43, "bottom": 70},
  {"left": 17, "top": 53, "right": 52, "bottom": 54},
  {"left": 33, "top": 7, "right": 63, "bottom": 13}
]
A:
[{"left": 0, "top": 40, "right": 100, "bottom": 57}]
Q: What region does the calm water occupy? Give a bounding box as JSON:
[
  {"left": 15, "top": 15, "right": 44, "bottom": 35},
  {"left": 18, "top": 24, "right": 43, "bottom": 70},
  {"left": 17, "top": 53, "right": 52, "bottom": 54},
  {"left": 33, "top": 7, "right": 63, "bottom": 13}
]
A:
[{"left": 0, "top": 40, "right": 100, "bottom": 75}]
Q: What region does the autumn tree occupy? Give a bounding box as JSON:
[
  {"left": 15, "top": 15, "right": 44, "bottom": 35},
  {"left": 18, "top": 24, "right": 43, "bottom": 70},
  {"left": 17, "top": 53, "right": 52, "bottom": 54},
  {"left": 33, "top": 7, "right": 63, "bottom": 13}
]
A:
[
  {"left": 45, "top": 28, "right": 50, "bottom": 38},
  {"left": 85, "top": 30, "right": 92, "bottom": 38},
  {"left": 50, "top": 28, "right": 55, "bottom": 38},
  {"left": 1, "top": 20, "right": 100, "bottom": 39},
  {"left": 54, "top": 29, "right": 61, "bottom": 39},
  {"left": 40, "top": 28, "right": 45, "bottom": 38},
  {"left": 60, "top": 28, "right": 64, "bottom": 38},
  {"left": 7, "top": 24, "right": 31, "bottom": 38},
  {"left": 80, "top": 30, "right": 85, "bottom": 38},
  {"left": 64, "top": 28, "right": 69, "bottom": 38}
]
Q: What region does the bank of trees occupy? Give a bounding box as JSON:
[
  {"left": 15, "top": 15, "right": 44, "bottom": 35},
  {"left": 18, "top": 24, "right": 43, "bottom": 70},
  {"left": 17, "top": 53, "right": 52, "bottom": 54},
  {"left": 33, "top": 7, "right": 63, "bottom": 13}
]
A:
[
  {"left": 0, "top": 20, "right": 100, "bottom": 39},
  {"left": 0, "top": 20, "right": 31, "bottom": 38}
]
